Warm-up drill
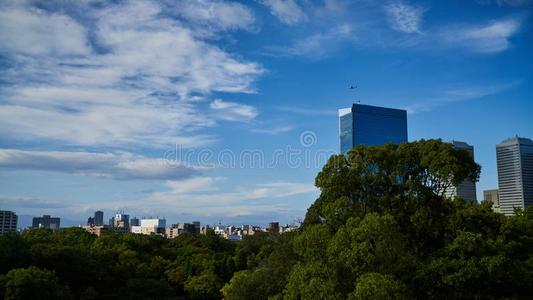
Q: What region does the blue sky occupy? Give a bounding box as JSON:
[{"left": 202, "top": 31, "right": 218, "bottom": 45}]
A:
[{"left": 0, "top": 0, "right": 532, "bottom": 226}]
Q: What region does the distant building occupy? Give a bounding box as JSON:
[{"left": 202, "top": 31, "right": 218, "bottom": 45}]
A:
[
  {"left": 113, "top": 213, "right": 130, "bottom": 229},
  {"left": 444, "top": 141, "right": 477, "bottom": 201},
  {"left": 130, "top": 217, "right": 140, "bottom": 227},
  {"left": 132, "top": 218, "right": 166, "bottom": 236},
  {"left": 94, "top": 211, "right": 104, "bottom": 226},
  {"left": 165, "top": 222, "right": 199, "bottom": 238},
  {"left": 496, "top": 137, "right": 533, "bottom": 215},
  {"left": 0, "top": 210, "right": 17, "bottom": 235},
  {"left": 83, "top": 225, "right": 109, "bottom": 237},
  {"left": 339, "top": 103, "right": 408, "bottom": 154},
  {"left": 484, "top": 189, "right": 500, "bottom": 213},
  {"left": 267, "top": 222, "right": 280, "bottom": 233},
  {"left": 32, "top": 215, "right": 60, "bottom": 230}
]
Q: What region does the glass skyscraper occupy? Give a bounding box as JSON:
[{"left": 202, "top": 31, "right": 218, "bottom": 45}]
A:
[
  {"left": 339, "top": 103, "right": 408, "bottom": 154},
  {"left": 496, "top": 137, "right": 533, "bottom": 215}
]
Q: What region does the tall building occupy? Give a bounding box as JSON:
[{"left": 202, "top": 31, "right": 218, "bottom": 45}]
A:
[
  {"left": 0, "top": 210, "right": 17, "bottom": 235},
  {"left": 87, "top": 210, "right": 104, "bottom": 226},
  {"left": 496, "top": 137, "right": 533, "bottom": 215},
  {"left": 32, "top": 215, "right": 60, "bottom": 230},
  {"left": 444, "top": 141, "right": 477, "bottom": 201},
  {"left": 484, "top": 189, "right": 500, "bottom": 213},
  {"left": 339, "top": 103, "right": 408, "bottom": 154},
  {"left": 94, "top": 211, "right": 104, "bottom": 226}
]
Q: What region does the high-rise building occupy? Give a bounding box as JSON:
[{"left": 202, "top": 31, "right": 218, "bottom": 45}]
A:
[
  {"left": 87, "top": 210, "right": 104, "bottom": 226},
  {"left": 32, "top": 215, "right": 60, "bottom": 230},
  {"left": 496, "top": 137, "right": 533, "bottom": 215},
  {"left": 484, "top": 189, "right": 500, "bottom": 213},
  {"left": 339, "top": 104, "right": 408, "bottom": 154},
  {"left": 0, "top": 210, "right": 17, "bottom": 235},
  {"left": 94, "top": 211, "right": 104, "bottom": 226},
  {"left": 444, "top": 141, "right": 477, "bottom": 201}
]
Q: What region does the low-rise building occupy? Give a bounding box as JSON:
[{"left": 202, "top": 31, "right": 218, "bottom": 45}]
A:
[{"left": 82, "top": 225, "right": 109, "bottom": 237}]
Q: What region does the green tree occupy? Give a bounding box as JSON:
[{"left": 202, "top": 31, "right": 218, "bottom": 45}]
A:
[
  {"left": 1, "top": 266, "right": 70, "bottom": 300},
  {"left": 349, "top": 273, "right": 411, "bottom": 300}
]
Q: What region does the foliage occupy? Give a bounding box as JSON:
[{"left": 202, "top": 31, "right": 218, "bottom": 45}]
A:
[{"left": 1, "top": 266, "right": 70, "bottom": 300}]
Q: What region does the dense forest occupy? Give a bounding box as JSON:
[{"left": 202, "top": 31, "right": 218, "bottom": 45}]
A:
[{"left": 1, "top": 140, "right": 532, "bottom": 299}]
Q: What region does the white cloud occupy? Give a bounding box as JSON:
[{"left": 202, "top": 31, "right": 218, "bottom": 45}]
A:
[
  {"left": 251, "top": 126, "right": 293, "bottom": 135},
  {"left": 0, "top": 1, "right": 264, "bottom": 148},
  {"left": 260, "top": 0, "right": 308, "bottom": 25},
  {"left": 166, "top": 177, "right": 221, "bottom": 194},
  {"left": 210, "top": 99, "right": 258, "bottom": 121},
  {"left": 265, "top": 24, "right": 354, "bottom": 58},
  {"left": 439, "top": 19, "right": 520, "bottom": 53},
  {"left": 149, "top": 178, "right": 317, "bottom": 215},
  {"left": 385, "top": 1, "right": 424, "bottom": 34},
  {"left": 0, "top": 149, "right": 199, "bottom": 180},
  {"left": 167, "top": 0, "right": 256, "bottom": 31},
  {"left": 0, "top": 3, "right": 90, "bottom": 55},
  {"left": 406, "top": 80, "right": 522, "bottom": 113}
]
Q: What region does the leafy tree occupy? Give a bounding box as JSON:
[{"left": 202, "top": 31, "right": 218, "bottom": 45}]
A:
[
  {"left": 349, "top": 273, "right": 411, "bottom": 300},
  {"left": 1, "top": 266, "right": 70, "bottom": 300}
]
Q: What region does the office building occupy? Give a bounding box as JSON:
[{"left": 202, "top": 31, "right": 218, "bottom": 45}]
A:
[
  {"left": 339, "top": 103, "right": 408, "bottom": 154},
  {"left": 444, "top": 141, "right": 477, "bottom": 201},
  {"left": 32, "top": 215, "right": 60, "bottom": 230},
  {"left": 94, "top": 211, "right": 104, "bottom": 226},
  {"left": 131, "top": 218, "right": 166, "bottom": 236},
  {"left": 496, "top": 137, "right": 533, "bottom": 215},
  {"left": 0, "top": 210, "right": 17, "bottom": 235},
  {"left": 484, "top": 189, "right": 500, "bottom": 213}
]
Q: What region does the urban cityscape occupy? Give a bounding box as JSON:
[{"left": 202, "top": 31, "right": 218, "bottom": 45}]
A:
[
  {"left": 2, "top": 103, "right": 531, "bottom": 239},
  {"left": 0, "top": 0, "right": 532, "bottom": 299}
]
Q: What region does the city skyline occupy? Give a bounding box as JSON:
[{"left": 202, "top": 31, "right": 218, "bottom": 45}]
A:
[{"left": 0, "top": 0, "right": 532, "bottom": 225}]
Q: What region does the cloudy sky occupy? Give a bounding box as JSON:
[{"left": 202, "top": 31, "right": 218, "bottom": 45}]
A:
[{"left": 0, "top": 0, "right": 532, "bottom": 226}]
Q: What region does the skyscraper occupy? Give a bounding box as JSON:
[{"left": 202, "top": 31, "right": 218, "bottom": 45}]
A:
[
  {"left": 339, "top": 103, "right": 408, "bottom": 154},
  {"left": 94, "top": 211, "right": 104, "bottom": 226},
  {"left": 496, "top": 137, "right": 533, "bottom": 215},
  {"left": 444, "top": 141, "right": 477, "bottom": 201},
  {"left": 0, "top": 210, "right": 17, "bottom": 235}
]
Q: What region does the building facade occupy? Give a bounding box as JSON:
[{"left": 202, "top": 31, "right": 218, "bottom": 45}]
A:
[
  {"left": 496, "top": 137, "right": 533, "bottom": 215},
  {"left": 444, "top": 141, "right": 477, "bottom": 201},
  {"left": 0, "top": 210, "right": 17, "bottom": 235},
  {"left": 339, "top": 104, "right": 408, "bottom": 154},
  {"left": 484, "top": 189, "right": 500, "bottom": 213},
  {"left": 32, "top": 215, "right": 60, "bottom": 230},
  {"left": 131, "top": 218, "right": 166, "bottom": 236}
]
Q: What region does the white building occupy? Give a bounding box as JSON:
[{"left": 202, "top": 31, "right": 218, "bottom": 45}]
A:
[{"left": 130, "top": 218, "right": 166, "bottom": 235}]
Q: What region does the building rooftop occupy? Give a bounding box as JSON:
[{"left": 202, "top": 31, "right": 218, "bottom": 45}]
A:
[{"left": 497, "top": 136, "right": 533, "bottom": 147}]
